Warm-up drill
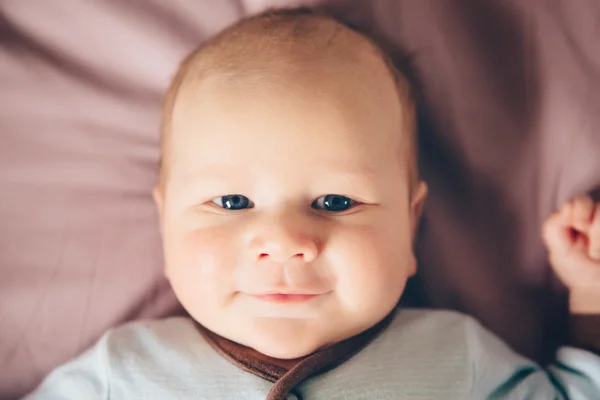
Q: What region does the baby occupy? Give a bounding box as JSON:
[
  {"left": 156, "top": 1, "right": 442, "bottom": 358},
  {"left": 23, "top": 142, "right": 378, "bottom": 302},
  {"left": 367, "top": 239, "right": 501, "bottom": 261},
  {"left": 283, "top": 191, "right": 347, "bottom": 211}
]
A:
[{"left": 25, "top": 8, "right": 600, "bottom": 400}]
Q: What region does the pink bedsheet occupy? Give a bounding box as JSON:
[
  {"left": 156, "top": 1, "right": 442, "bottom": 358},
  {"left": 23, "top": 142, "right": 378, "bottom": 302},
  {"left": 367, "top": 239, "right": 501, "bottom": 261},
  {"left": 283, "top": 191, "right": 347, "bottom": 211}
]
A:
[{"left": 1, "top": 1, "right": 599, "bottom": 398}]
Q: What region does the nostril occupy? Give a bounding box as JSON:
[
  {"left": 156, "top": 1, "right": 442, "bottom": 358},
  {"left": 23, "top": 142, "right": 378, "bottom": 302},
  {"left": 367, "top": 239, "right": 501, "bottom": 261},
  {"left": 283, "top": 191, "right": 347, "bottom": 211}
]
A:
[{"left": 259, "top": 253, "right": 269, "bottom": 259}]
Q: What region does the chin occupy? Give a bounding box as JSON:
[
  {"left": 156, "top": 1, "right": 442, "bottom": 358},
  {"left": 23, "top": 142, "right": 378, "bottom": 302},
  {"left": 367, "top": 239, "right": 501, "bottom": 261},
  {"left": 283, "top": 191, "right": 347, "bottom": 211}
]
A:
[
  {"left": 253, "top": 338, "right": 322, "bottom": 359},
  {"left": 243, "top": 323, "right": 331, "bottom": 359}
]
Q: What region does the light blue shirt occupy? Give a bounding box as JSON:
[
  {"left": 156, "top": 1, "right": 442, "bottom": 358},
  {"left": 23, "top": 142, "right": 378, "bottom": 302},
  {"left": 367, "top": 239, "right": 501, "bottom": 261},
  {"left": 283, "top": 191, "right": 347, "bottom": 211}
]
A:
[{"left": 23, "top": 309, "right": 600, "bottom": 399}]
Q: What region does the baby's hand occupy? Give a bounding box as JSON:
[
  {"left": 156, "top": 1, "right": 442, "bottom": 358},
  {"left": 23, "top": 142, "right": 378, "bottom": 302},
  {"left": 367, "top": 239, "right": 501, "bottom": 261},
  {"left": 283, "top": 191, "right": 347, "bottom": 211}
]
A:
[{"left": 543, "top": 195, "right": 600, "bottom": 314}]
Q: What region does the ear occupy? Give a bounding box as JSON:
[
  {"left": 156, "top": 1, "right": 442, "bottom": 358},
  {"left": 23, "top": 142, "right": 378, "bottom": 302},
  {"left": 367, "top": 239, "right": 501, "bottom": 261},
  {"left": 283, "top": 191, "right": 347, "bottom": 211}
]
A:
[
  {"left": 153, "top": 187, "right": 164, "bottom": 237},
  {"left": 410, "top": 181, "right": 428, "bottom": 238},
  {"left": 153, "top": 187, "right": 171, "bottom": 280},
  {"left": 405, "top": 181, "right": 427, "bottom": 278}
]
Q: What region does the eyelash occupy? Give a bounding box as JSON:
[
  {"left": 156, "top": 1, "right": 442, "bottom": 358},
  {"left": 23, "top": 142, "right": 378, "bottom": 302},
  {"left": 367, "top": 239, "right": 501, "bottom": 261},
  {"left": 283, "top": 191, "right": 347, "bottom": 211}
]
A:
[{"left": 209, "top": 194, "right": 360, "bottom": 213}]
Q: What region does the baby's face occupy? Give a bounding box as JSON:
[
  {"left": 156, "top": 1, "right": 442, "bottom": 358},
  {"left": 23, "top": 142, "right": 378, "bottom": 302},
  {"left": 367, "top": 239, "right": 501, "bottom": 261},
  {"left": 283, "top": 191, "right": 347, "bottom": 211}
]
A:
[{"left": 156, "top": 67, "right": 425, "bottom": 359}]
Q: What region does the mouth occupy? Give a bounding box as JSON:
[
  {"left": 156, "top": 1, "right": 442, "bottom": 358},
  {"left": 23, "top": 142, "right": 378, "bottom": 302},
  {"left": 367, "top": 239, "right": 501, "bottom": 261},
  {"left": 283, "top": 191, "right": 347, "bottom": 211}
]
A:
[{"left": 251, "top": 293, "right": 320, "bottom": 303}]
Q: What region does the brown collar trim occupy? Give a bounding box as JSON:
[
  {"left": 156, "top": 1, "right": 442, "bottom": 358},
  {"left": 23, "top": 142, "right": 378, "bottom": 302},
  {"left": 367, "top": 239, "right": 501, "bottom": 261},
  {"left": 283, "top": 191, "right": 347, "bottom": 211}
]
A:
[
  {"left": 198, "top": 311, "right": 395, "bottom": 400},
  {"left": 198, "top": 324, "right": 287, "bottom": 382}
]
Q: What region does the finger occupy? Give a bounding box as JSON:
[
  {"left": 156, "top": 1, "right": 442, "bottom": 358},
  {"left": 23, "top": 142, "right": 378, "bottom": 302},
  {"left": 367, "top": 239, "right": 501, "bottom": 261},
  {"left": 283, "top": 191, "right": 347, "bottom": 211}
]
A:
[
  {"left": 555, "top": 234, "right": 600, "bottom": 287},
  {"left": 543, "top": 211, "right": 573, "bottom": 257},
  {"left": 564, "top": 249, "right": 600, "bottom": 282},
  {"left": 561, "top": 198, "right": 573, "bottom": 219},
  {"left": 589, "top": 203, "right": 600, "bottom": 260},
  {"left": 571, "top": 195, "right": 595, "bottom": 232},
  {"left": 573, "top": 233, "right": 589, "bottom": 254}
]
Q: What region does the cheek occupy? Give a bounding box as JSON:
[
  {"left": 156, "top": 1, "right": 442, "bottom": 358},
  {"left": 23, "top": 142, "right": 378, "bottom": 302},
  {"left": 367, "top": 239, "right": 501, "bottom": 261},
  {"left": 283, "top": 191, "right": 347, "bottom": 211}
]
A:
[
  {"left": 327, "top": 220, "right": 413, "bottom": 309},
  {"left": 183, "top": 228, "right": 233, "bottom": 276},
  {"left": 163, "top": 223, "right": 239, "bottom": 305}
]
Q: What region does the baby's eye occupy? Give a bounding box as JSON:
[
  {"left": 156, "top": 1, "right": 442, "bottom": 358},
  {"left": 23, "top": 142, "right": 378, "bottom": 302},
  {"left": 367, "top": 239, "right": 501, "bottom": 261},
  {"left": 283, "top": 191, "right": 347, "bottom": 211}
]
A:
[
  {"left": 312, "top": 194, "right": 356, "bottom": 212},
  {"left": 211, "top": 195, "right": 254, "bottom": 210}
]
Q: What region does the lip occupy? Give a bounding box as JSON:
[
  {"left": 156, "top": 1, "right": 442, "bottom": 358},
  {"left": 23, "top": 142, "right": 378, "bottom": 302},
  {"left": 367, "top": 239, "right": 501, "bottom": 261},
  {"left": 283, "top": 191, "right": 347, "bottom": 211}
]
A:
[{"left": 251, "top": 293, "right": 320, "bottom": 303}]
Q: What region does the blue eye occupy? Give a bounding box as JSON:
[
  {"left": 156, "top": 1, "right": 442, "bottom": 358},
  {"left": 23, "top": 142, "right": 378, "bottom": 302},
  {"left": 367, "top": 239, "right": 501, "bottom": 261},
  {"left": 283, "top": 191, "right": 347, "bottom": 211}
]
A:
[
  {"left": 212, "top": 195, "right": 253, "bottom": 210},
  {"left": 312, "top": 194, "right": 356, "bottom": 212}
]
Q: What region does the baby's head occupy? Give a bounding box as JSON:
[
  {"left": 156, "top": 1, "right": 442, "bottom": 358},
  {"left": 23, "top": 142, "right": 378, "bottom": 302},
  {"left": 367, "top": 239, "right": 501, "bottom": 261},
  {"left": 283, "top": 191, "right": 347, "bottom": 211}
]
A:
[{"left": 154, "top": 8, "right": 427, "bottom": 359}]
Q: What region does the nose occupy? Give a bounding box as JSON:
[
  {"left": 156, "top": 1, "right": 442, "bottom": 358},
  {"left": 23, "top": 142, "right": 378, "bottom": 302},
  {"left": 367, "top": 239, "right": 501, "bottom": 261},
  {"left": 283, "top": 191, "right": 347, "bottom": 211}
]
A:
[{"left": 248, "top": 213, "right": 319, "bottom": 264}]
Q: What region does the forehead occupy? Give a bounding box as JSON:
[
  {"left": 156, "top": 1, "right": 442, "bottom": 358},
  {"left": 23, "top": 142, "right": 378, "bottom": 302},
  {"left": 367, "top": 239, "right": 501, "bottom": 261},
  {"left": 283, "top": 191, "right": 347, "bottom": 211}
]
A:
[{"left": 169, "top": 61, "right": 405, "bottom": 179}]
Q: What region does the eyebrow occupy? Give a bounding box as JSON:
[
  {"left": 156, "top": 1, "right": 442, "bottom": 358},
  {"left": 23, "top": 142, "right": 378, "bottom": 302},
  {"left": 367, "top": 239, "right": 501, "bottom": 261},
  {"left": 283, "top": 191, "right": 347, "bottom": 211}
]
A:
[{"left": 173, "top": 163, "right": 379, "bottom": 185}]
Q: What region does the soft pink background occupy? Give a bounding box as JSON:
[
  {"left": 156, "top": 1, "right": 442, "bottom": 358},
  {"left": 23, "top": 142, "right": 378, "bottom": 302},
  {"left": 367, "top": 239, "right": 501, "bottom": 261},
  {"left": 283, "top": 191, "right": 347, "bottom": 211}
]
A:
[{"left": 1, "top": 1, "right": 599, "bottom": 398}]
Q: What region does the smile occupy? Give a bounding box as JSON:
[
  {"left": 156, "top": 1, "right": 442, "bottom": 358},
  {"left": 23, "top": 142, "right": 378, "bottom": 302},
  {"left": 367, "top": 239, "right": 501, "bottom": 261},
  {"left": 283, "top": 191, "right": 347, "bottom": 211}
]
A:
[{"left": 252, "top": 293, "right": 319, "bottom": 303}]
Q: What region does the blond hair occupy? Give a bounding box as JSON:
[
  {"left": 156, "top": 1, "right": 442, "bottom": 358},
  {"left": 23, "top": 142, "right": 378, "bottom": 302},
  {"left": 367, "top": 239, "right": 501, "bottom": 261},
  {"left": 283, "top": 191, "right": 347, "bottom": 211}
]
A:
[{"left": 158, "top": 8, "right": 418, "bottom": 195}]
